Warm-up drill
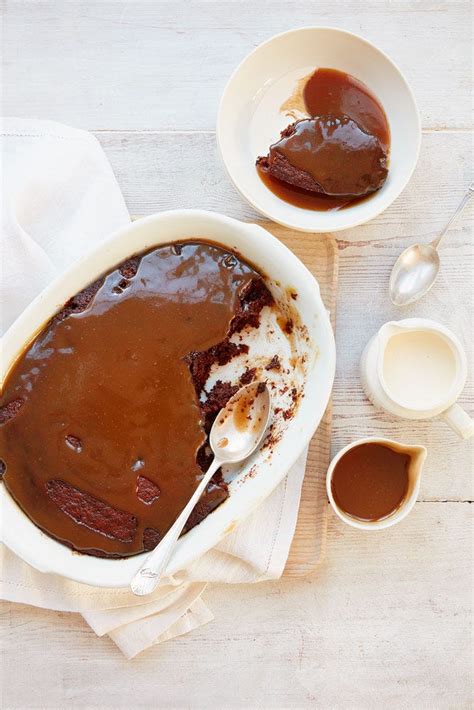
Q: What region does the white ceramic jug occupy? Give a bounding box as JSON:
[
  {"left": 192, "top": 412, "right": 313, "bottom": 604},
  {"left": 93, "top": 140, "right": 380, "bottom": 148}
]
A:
[
  {"left": 361, "top": 318, "right": 474, "bottom": 439},
  {"left": 326, "top": 437, "right": 427, "bottom": 530}
]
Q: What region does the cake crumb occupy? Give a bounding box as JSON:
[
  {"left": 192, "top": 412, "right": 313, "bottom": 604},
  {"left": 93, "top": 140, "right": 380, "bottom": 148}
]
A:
[{"left": 265, "top": 355, "right": 281, "bottom": 371}]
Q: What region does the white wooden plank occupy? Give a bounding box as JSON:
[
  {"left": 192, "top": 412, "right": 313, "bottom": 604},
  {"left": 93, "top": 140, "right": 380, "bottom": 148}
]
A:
[
  {"left": 95, "top": 129, "right": 474, "bottom": 230},
  {"left": 2, "top": 0, "right": 472, "bottom": 131},
  {"left": 1, "top": 502, "right": 471, "bottom": 709},
  {"left": 98, "top": 129, "right": 260, "bottom": 220}
]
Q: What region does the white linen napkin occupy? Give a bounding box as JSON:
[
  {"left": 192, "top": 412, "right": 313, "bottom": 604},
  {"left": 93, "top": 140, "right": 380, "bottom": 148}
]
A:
[{"left": 0, "top": 118, "right": 307, "bottom": 658}]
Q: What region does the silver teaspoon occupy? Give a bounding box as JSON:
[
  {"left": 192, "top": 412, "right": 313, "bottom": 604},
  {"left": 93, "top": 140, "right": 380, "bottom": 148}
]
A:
[
  {"left": 389, "top": 181, "right": 474, "bottom": 306},
  {"left": 130, "top": 381, "right": 271, "bottom": 596}
]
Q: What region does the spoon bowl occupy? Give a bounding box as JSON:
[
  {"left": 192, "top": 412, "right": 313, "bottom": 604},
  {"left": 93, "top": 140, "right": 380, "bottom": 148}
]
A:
[
  {"left": 389, "top": 243, "right": 440, "bottom": 306},
  {"left": 210, "top": 382, "right": 271, "bottom": 462}
]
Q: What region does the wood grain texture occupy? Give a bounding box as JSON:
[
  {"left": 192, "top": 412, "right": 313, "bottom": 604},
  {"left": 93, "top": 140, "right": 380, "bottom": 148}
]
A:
[
  {"left": 263, "top": 225, "right": 339, "bottom": 577},
  {"left": 1, "top": 1, "right": 473, "bottom": 707},
  {"left": 1, "top": 503, "right": 472, "bottom": 709},
  {"left": 2, "top": 0, "right": 472, "bottom": 131},
  {"left": 93, "top": 130, "right": 474, "bottom": 233}
]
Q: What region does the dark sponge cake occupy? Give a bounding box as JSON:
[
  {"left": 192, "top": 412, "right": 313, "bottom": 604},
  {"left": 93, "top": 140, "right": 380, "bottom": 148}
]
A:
[
  {"left": 45, "top": 480, "right": 138, "bottom": 543},
  {"left": 257, "top": 150, "right": 324, "bottom": 194},
  {"left": 257, "top": 116, "right": 388, "bottom": 198}
]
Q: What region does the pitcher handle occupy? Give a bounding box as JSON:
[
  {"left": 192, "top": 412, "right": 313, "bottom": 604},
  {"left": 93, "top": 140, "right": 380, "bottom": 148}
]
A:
[{"left": 442, "top": 404, "right": 474, "bottom": 439}]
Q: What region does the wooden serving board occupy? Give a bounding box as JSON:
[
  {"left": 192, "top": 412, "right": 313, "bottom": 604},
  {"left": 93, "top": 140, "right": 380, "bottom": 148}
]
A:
[
  {"left": 255, "top": 224, "right": 339, "bottom": 578},
  {"left": 133, "top": 217, "right": 338, "bottom": 576}
]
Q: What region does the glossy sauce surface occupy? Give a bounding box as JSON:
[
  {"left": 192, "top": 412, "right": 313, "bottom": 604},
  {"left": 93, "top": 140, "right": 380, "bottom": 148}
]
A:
[
  {"left": 0, "top": 243, "right": 258, "bottom": 557},
  {"left": 257, "top": 163, "right": 359, "bottom": 211},
  {"left": 257, "top": 68, "right": 390, "bottom": 211},
  {"left": 331, "top": 443, "right": 409, "bottom": 521},
  {"left": 270, "top": 116, "right": 386, "bottom": 196},
  {"left": 303, "top": 68, "right": 390, "bottom": 150}
]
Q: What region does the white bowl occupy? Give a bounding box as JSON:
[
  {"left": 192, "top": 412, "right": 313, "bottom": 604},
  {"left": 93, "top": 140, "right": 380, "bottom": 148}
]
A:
[
  {"left": 1, "top": 210, "right": 336, "bottom": 587},
  {"left": 217, "top": 27, "right": 421, "bottom": 233},
  {"left": 326, "top": 437, "right": 427, "bottom": 530}
]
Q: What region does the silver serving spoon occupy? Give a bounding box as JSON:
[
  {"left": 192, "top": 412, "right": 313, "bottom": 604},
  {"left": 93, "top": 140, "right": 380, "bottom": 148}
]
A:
[
  {"left": 389, "top": 182, "right": 474, "bottom": 306},
  {"left": 130, "top": 381, "right": 271, "bottom": 596}
]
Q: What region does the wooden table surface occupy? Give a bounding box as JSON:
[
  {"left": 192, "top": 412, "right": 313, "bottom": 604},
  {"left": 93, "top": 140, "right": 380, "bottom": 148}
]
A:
[{"left": 1, "top": 2, "right": 472, "bottom": 708}]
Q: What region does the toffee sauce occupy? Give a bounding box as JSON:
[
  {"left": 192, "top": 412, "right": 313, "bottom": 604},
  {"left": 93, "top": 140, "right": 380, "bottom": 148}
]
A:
[
  {"left": 257, "top": 68, "right": 390, "bottom": 211},
  {"left": 331, "top": 442, "right": 409, "bottom": 521},
  {"left": 0, "top": 243, "right": 261, "bottom": 557}
]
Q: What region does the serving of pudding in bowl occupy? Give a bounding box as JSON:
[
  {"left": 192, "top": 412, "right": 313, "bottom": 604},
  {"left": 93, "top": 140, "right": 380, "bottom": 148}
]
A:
[
  {"left": 217, "top": 27, "right": 421, "bottom": 232},
  {"left": 256, "top": 67, "right": 390, "bottom": 211},
  {"left": 0, "top": 210, "right": 335, "bottom": 586}
]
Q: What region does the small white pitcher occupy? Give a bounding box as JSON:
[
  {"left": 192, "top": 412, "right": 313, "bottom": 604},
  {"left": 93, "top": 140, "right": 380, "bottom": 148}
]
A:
[
  {"left": 361, "top": 318, "right": 474, "bottom": 439},
  {"left": 326, "top": 437, "right": 427, "bottom": 530}
]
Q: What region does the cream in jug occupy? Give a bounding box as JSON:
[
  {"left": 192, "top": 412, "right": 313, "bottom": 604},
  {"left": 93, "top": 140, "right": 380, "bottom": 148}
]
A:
[{"left": 361, "top": 318, "right": 474, "bottom": 439}]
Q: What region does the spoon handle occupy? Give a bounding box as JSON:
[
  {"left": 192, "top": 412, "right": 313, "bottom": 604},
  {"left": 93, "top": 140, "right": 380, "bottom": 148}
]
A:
[
  {"left": 130, "top": 457, "right": 222, "bottom": 596},
  {"left": 431, "top": 182, "right": 474, "bottom": 249}
]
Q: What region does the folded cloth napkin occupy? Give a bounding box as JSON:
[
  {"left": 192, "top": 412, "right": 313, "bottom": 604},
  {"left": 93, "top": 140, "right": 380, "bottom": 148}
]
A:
[{"left": 0, "top": 118, "right": 307, "bottom": 658}]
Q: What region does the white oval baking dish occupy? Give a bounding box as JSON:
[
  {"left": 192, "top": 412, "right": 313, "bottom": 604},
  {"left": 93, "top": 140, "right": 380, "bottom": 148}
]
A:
[{"left": 0, "top": 210, "right": 335, "bottom": 587}]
